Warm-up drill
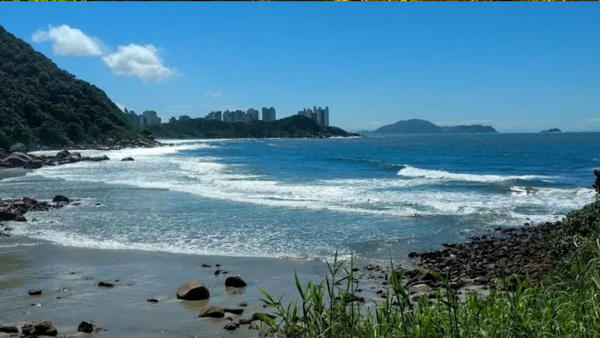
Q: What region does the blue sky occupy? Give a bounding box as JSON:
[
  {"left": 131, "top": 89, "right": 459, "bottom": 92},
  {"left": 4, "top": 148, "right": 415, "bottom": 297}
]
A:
[{"left": 1, "top": 3, "right": 599, "bottom": 132}]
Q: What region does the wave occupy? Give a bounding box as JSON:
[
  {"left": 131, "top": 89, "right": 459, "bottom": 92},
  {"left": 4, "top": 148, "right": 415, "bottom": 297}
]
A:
[
  {"left": 330, "top": 156, "right": 406, "bottom": 171},
  {"left": 397, "top": 165, "right": 554, "bottom": 183}
]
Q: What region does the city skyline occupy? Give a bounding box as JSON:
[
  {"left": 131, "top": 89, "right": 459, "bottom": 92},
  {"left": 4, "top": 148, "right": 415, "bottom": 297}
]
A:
[{"left": 2, "top": 4, "right": 598, "bottom": 132}]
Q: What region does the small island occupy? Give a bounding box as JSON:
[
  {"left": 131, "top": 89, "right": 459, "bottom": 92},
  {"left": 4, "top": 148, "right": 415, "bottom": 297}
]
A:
[{"left": 540, "top": 128, "right": 562, "bottom": 133}]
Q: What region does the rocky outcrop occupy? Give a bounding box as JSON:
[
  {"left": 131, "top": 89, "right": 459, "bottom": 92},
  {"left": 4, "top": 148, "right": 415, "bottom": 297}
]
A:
[
  {"left": 198, "top": 305, "right": 225, "bottom": 318},
  {"left": 0, "top": 197, "right": 59, "bottom": 226},
  {"left": 121, "top": 157, "right": 134, "bottom": 161},
  {"left": 224, "top": 308, "right": 244, "bottom": 315},
  {"left": 28, "top": 289, "right": 42, "bottom": 296},
  {"left": 98, "top": 281, "right": 114, "bottom": 288},
  {"left": 176, "top": 280, "right": 210, "bottom": 301},
  {"left": 225, "top": 275, "right": 247, "bottom": 288}
]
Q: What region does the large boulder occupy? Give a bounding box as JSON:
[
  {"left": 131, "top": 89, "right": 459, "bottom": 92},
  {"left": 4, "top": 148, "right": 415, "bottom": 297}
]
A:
[
  {"left": 198, "top": 305, "right": 225, "bottom": 318},
  {"left": 9, "top": 143, "right": 26, "bottom": 154},
  {"left": 77, "top": 321, "right": 100, "bottom": 333},
  {"left": 121, "top": 157, "right": 134, "bottom": 161},
  {"left": 176, "top": 280, "right": 210, "bottom": 300},
  {"left": 225, "top": 275, "right": 247, "bottom": 288},
  {"left": 1, "top": 152, "right": 32, "bottom": 167}
]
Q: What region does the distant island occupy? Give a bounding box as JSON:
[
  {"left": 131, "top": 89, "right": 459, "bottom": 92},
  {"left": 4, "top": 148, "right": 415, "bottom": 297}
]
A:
[
  {"left": 146, "top": 115, "right": 359, "bottom": 139},
  {"left": 540, "top": 128, "right": 562, "bottom": 133},
  {"left": 371, "top": 119, "right": 498, "bottom": 134}
]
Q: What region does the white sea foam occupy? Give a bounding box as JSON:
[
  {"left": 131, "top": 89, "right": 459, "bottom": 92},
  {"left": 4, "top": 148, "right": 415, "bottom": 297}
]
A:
[
  {"left": 397, "top": 165, "right": 553, "bottom": 183},
  {"left": 28, "top": 142, "right": 595, "bottom": 223}
]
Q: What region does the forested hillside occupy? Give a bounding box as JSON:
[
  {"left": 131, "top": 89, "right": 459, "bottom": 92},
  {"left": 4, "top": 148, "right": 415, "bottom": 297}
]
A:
[{"left": 0, "top": 25, "right": 141, "bottom": 150}]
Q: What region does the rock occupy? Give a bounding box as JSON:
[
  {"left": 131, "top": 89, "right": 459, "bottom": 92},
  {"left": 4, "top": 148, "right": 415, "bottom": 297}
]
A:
[
  {"left": 28, "top": 289, "right": 42, "bottom": 296},
  {"left": 23, "top": 160, "right": 43, "bottom": 169},
  {"left": 225, "top": 275, "right": 247, "bottom": 288},
  {"left": 199, "top": 305, "right": 225, "bottom": 318},
  {"left": 408, "top": 283, "right": 432, "bottom": 295},
  {"left": 249, "top": 320, "right": 272, "bottom": 336},
  {"left": 77, "top": 321, "right": 97, "bottom": 334},
  {"left": 22, "top": 321, "right": 58, "bottom": 336},
  {"left": 15, "top": 215, "right": 27, "bottom": 222},
  {"left": 52, "top": 195, "right": 70, "bottom": 204},
  {"left": 0, "top": 325, "right": 18, "bottom": 333},
  {"left": 407, "top": 268, "right": 439, "bottom": 286},
  {"left": 176, "top": 280, "right": 210, "bottom": 301},
  {"left": 224, "top": 323, "right": 238, "bottom": 331},
  {"left": 0, "top": 148, "right": 6, "bottom": 159},
  {"left": 238, "top": 301, "right": 248, "bottom": 307},
  {"left": 9, "top": 143, "right": 27, "bottom": 153},
  {"left": 224, "top": 308, "right": 244, "bottom": 315},
  {"left": 408, "top": 252, "right": 419, "bottom": 258},
  {"left": 121, "top": 157, "right": 134, "bottom": 161},
  {"left": 214, "top": 269, "right": 222, "bottom": 275},
  {"left": 251, "top": 312, "right": 277, "bottom": 322},
  {"left": 1, "top": 152, "right": 32, "bottom": 167},
  {"left": 0, "top": 210, "right": 17, "bottom": 221},
  {"left": 56, "top": 150, "right": 71, "bottom": 158},
  {"left": 201, "top": 263, "right": 211, "bottom": 268},
  {"left": 239, "top": 318, "right": 252, "bottom": 325},
  {"left": 98, "top": 281, "right": 114, "bottom": 288},
  {"left": 147, "top": 298, "right": 159, "bottom": 303},
  {"left": 83, "top": 155, "right": 110, "bottom": 162}
]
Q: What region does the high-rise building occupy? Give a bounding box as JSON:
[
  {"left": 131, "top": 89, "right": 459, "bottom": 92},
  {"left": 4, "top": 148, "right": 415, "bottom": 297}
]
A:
[
  {"left": 206, "top": 111, "right": 223, "bottom": 121},
  {"left": 179, "top": 115, "right": 192, "bottom": 121},
  {"left": 247, "top": 108, "right": 259, "bottom": 121},
  {"left": 297, "top": 106, "right": 329, "bottom": 127},
  {"left": 262, "top": 107, "right": 276, "bottom": 121},
  {"left": 143, "top": 111, "right": 161, "bottom": 126}
]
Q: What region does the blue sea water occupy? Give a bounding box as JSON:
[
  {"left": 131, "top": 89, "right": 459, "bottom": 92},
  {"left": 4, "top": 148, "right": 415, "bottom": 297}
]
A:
[{"left": 2, "top": 133, "right": 598, "bottom": 261}]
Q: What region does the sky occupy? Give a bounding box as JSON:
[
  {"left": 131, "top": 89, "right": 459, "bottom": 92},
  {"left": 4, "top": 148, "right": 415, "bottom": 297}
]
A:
[{"left": 1, "top": 3, "right": 599, "bottom": 132}]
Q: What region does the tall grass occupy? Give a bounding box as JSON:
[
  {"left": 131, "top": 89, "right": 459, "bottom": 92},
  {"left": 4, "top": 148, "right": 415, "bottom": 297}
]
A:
[{"left": 259, "top": 200, "right": 600, "bottom": 338}]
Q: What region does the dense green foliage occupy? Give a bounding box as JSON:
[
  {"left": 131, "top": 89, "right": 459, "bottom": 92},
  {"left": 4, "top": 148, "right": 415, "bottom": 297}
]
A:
[
  {"left": 146, "top": 115, "right": 356, "bottom": 139},
  {"left": 260, "top": 175, "right": 600, "bottom": 338},
  {"left": 373, "top": 119, "right": 498, "bottom": 134},
  {"left": 0, "top": 25, "right": 141, "bottom": 150}
]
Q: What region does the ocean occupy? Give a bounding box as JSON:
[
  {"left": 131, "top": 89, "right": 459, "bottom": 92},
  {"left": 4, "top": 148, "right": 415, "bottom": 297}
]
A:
[{"left": 2, "top": 133, "right": 598, "bottom": 261}]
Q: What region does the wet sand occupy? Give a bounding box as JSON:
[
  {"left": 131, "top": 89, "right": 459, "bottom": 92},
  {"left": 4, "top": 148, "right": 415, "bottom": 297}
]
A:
[{"left": 0, "top": 243, "right": 337, "bottom": 338}]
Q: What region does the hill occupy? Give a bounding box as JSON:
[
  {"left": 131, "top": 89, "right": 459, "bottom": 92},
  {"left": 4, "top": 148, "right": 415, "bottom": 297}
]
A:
[
  {"left": 146, "top": 115, "right": 358, "bottom": 139},
  {"left": 0, "top": 25, "right": 142, "bottom": 151},
  {"left": 372, "top": 119, "right": 498, "bottom": 134},
  {"left": 540, "top": 128, "right": 562, "bottom": 133}
]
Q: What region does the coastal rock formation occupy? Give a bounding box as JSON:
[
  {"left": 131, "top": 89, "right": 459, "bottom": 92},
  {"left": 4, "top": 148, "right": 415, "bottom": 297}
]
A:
[
  {"left": 121, "top": 157, "right": 134, "bottom": 161},
  {"left": 541, "top": 128, "right": 562, "bottom": 133},
  {"left": 225, "top": 275, "right": 247, "bottom": 288},
  {"left": 98, "top": 281, "right": 115, "bottom": 288},
  {"left": 1, "top": 152, "right": 32, "bottom": 167},
  {"left": 176, "top": 280, "right": 210, "bottom": 300},
  {"left": 224, "top": 323, "right": 238, "bottom": 331},
  {"left": 0, "top": 197, "right": 56, "bottom": 227},
  {"left": 198, "top": 305, "right": 225, "bottom": 318},
  {"left": 28, "top": 289, "right": 42, "bottom": 296}
]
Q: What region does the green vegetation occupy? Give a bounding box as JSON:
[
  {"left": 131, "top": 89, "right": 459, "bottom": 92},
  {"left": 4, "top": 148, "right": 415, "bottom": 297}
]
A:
[
  {"left": 0, "top": 25, "right": 141, "bottom": 150},
  {"left": 146, "top": 115, "right": 357, "bottom": 139},
  {"left": 259, "top": 174, "right": 600, "bottom": 338}
]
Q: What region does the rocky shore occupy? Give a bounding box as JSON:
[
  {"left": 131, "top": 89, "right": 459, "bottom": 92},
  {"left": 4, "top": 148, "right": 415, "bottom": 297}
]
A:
[
  {"left": 0, "top": 195, "right": 73, "bottom": 236},
  {"left": 351, "top": 220, "right": 562, "bottom": 302},
  {"left": 0, "top": 139, "right": 169, "bottom": 171}
]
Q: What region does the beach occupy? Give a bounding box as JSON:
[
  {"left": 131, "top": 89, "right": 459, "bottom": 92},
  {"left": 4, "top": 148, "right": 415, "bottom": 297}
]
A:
[{"left": 2, "top": 134, "right": 599, "bottom": 337}]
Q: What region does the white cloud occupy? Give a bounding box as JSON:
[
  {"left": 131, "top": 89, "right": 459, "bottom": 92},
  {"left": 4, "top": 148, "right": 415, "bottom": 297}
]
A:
[
  {"left": 586, "top": 118, "right": 600, "bottom": 123},
  {"left": 102, "top": 44, "right": 175, "bottom": 81},
  {"left": 31, "top": 25, "right": 103, "bottom": 56},
  {"left": 115, "top": 102, "right": 126, "bottom": 111},
  {"left": 205, "top": 90, "right": 223, "bottom": 98},
  {"left": 367, "top": 121, "right": 383, "bottom": 127}
]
